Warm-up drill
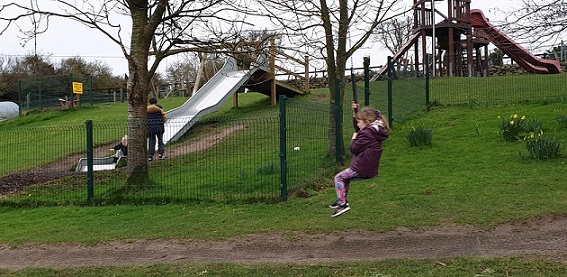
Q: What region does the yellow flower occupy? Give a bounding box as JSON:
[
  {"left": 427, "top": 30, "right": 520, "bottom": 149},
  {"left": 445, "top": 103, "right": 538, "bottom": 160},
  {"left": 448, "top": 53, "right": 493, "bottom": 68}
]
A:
[
  {"left": 510, "top": 121, "right": 514, "bottom": 125},
  {"left": 521, "top": 115, "right": 526, "bottom": 120},
  {"left": 498, "top": 115, "right": 501, "bottom": 119},
  {"left": 530, "top": 133, "right": 535, "bottom": 139},
  {"left": 513, "top": 114, "right": 518, "bottom": 119}
]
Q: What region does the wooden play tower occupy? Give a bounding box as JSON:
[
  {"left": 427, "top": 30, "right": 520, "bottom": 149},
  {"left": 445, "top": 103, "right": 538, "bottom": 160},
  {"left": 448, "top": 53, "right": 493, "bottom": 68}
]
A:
[
  {"left": 375, "top": 0, "right": 489, "bottom": 77},
  {"left": 412, "top": 0, "right": 487, "bottom": 77},
  {"left": 376, "top": 0, "right": 561, "bottom": 77},
  {"left": 375, "top": 0, "right": 487, "bottom": 77}
]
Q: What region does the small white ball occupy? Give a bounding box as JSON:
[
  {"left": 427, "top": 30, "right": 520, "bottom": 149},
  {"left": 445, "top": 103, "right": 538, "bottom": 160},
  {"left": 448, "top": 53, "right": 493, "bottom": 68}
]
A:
[{"left": 293, "top": 146, "right": 300, "bottom": 151}]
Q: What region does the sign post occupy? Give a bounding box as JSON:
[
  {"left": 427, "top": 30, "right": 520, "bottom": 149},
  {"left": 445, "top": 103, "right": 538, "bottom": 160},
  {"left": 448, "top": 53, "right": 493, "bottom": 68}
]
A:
[{"left": 72, "top": 82, "right": 83, "bottom": 107}]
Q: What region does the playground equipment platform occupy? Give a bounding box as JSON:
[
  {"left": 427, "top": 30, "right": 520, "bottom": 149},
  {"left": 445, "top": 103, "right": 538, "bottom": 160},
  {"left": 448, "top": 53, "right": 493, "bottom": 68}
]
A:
[{"left": 373, "top": 0, "right": 562, "bottom": 78}]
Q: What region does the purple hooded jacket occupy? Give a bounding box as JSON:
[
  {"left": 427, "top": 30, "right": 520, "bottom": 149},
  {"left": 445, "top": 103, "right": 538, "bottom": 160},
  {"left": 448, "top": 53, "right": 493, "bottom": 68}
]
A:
[{"left": 349, "top": 120, "right": 389, "bottom": 178}]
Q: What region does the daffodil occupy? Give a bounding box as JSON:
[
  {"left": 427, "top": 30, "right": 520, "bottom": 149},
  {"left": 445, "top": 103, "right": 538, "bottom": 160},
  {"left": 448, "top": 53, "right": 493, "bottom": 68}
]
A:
[
  {"left": 513, "top": 114, "right": 518, "bottom": 119},
  {"left": 510, "top": 121, "right": 514, "bottom": 125},
  {"left": 498, "top": 115, "right": 501, "bottom": 119},
  {"left": 521, "top": 115, "right": 526, "bottom": 120}
]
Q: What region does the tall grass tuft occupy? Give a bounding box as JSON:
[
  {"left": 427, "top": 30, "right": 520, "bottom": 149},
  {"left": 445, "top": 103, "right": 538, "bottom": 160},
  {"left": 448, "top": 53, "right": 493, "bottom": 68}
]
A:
[
  {"left": 523, "top": 117, "right": 544, "bottom": 133},
  {"left": 407, "top": 126, "right": 433, "bottom": 147},
  {"left": 255, "top": 163, "right": 279, "bottom": 175},
  {"left": 523, "top": 130, "right": 562, "bottom": 160},
  {"left": 557, "top": 114, "right": 567, "bottom": 129}
]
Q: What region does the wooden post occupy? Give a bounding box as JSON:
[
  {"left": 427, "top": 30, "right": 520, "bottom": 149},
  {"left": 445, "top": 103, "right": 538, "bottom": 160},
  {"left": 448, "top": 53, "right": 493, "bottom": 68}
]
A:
[
  {"left": 233, "top": 89, "right": 239, "bottom": 108},
  {"left": 467, "top": 33, "right": 474, "bottom": 77},
  {"left": 449, "top": 29, "right": 454, "bottom": 77},
  {"left": 421, "top": 30, "right": 427, "bottom": 75}
]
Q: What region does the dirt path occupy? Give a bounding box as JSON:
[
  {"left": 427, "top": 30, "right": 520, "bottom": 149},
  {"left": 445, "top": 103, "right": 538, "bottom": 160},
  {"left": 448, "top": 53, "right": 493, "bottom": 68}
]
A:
[{"left": 1, "top": 213, "right": 566, "bottom": 268}]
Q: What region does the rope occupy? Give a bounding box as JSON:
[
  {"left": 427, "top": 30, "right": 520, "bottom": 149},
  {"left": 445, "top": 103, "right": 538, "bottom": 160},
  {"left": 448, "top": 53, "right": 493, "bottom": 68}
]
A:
[{"left": 347, "top": 26, "right": 360, "bottom": 132}]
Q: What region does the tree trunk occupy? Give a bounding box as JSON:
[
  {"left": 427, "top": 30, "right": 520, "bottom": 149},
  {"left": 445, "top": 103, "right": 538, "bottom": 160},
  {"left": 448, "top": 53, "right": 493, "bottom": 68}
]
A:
[
  {"left": 323, "top": 0, "right": 349, "bottom": 163},
  {"left": 327, "top": 62, "right": 347, "bottom": 164},
  {"left": 125, "top": 3, "right": 153, "bottom": 187},
  {"left": 125, "top": 61, "right": 150, "bottom": 186}
]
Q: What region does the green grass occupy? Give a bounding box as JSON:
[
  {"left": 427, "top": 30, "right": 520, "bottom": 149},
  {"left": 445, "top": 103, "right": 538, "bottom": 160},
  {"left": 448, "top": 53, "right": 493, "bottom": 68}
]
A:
[
  {"left": 1, "top": 257, "right": 567, "bottom": 276},
  {"left": 381, "top": 103, "right": 567, "bottom": 226},
  {"left": 1, "top": 97, "right": 191, "bottom": 127},
  {"left": 1, "top": 75, "right": 567, "bottom": 274},
  {"left": 0, "top": 98, "right": 190, "bottom": 176},
  {"left": 1, "top": 101, "right": 565, "bottom": 238},
  {"left": 0, "top": 95, "right": 271, "bottom": 176},
  {"left": 430, "top": 74, "right": 567, "bottom": 105}
]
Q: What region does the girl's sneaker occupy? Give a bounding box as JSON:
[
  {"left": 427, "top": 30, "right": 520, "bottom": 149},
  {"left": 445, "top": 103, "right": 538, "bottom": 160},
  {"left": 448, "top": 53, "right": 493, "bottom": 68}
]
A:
[
  {"left": 329, "top": 201, "right": 349, "bottom": 209},
  {"left": 331, "top": 204, "right": 350, "bottom": 217}
]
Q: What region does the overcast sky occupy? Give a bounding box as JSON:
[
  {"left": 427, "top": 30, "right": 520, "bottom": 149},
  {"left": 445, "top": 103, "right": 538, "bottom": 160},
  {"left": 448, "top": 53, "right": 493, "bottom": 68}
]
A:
[{"left": 0, "top": 0, "right": 517, "bottom": 76}]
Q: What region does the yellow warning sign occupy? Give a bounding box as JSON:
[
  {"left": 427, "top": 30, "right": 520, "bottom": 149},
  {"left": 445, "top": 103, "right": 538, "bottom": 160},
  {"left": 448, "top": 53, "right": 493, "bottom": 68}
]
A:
[{"left": 73, "top": 82, "right": 83, "bottom": 94}]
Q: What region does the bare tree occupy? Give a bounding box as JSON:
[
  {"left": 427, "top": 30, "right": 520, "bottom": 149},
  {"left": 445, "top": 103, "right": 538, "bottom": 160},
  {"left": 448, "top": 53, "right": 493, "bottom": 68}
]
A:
[
  {"left": 57, "top": 57, "right": 123, "bottom": 89},
  {"left": 501, "top": 0, "right": 567, "bottom": 48},
  {"left": 0, "top": 0, "right": 255, "bottom": 186},
  {"left": 0, "top": 54, "right": 57, "bottom": 101},
  {"left": 375, "top": 16, "right": 412, "bottom": 57},
  {"left": 374, "top": 15, "right": 413, "bottom": 76},
  {"left": 257, "top": 0, "right": 404, "bottom": 160},
  {"left": 164, "top": 53, "right": 224, "bottom": 95}
]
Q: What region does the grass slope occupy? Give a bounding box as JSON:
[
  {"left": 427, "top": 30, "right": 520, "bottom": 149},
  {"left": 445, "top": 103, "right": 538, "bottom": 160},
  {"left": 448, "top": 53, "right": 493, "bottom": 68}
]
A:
[
  {"left": 0, "top": 76, "right": 566, "bottom": 275},
  {"left": 0, "top": 100, "right": 565, "bottom": 243}
]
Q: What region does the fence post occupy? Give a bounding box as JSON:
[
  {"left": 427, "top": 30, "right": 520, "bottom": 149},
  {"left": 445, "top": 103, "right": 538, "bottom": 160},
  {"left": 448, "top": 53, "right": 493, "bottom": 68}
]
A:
[
  {"left": 38, "top": 83, "right": 42, "bottom": 109},
  {"left": 425, "top": 60, "right": 430, "bottom": 110},
  {"left": 278, "top": 95, "right": 288, "bottom": 202},
  {"left": 122, "top": 84, "right": 127, "bottom": 103},
  {"left": 18, "top": 80, "right": 23, "bottom": 112},
  {"left": 387, "top": 56, "right": 394, "bottom": 129},
  {"left": 88, "top": 74, "right": 93, "bottom": 105},
  {"left": 363, "top": 57, "right": 370, "bottom": 107},
  {"left": 69, "top": 73, "right": 74, "bottom": 107},
  {"left": 86, "top": 120, "right": 94, "bottom": 203}
]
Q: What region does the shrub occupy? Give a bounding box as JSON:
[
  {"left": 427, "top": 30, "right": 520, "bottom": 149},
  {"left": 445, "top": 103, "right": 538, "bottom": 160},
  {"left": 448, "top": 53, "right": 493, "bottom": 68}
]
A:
[
  {"left": 557, "top": 114, "right": 567, "bottom": 129},
  {"left": 407, "top": 126, "right": 433, "bottom": 147},
  {"left": 523, "top": 130, "right": 562, "bottom": 160},
  {"left": 498, "top": 114, "right": 526, "bottom": 141},
  {"left": 522, "top": 117, "right": 543, "bottom": 133},
  {"left": 255, "top": 163, "right": 279, "bottom": 175}
]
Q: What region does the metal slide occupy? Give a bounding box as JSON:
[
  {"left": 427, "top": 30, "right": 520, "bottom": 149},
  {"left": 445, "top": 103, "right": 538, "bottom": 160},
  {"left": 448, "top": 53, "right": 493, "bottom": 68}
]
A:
[
  {"left": 471, "top": 9, "right": 561, "bottom": 74},
  {"left": 163, "top": 55, "right": 269, "bottom": 145}
]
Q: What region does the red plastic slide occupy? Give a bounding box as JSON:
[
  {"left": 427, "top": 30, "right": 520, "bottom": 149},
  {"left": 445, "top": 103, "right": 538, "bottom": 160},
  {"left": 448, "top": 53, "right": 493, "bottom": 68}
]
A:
[{"left": 471, "top": 9, "right": 561, "bottom": 74}]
